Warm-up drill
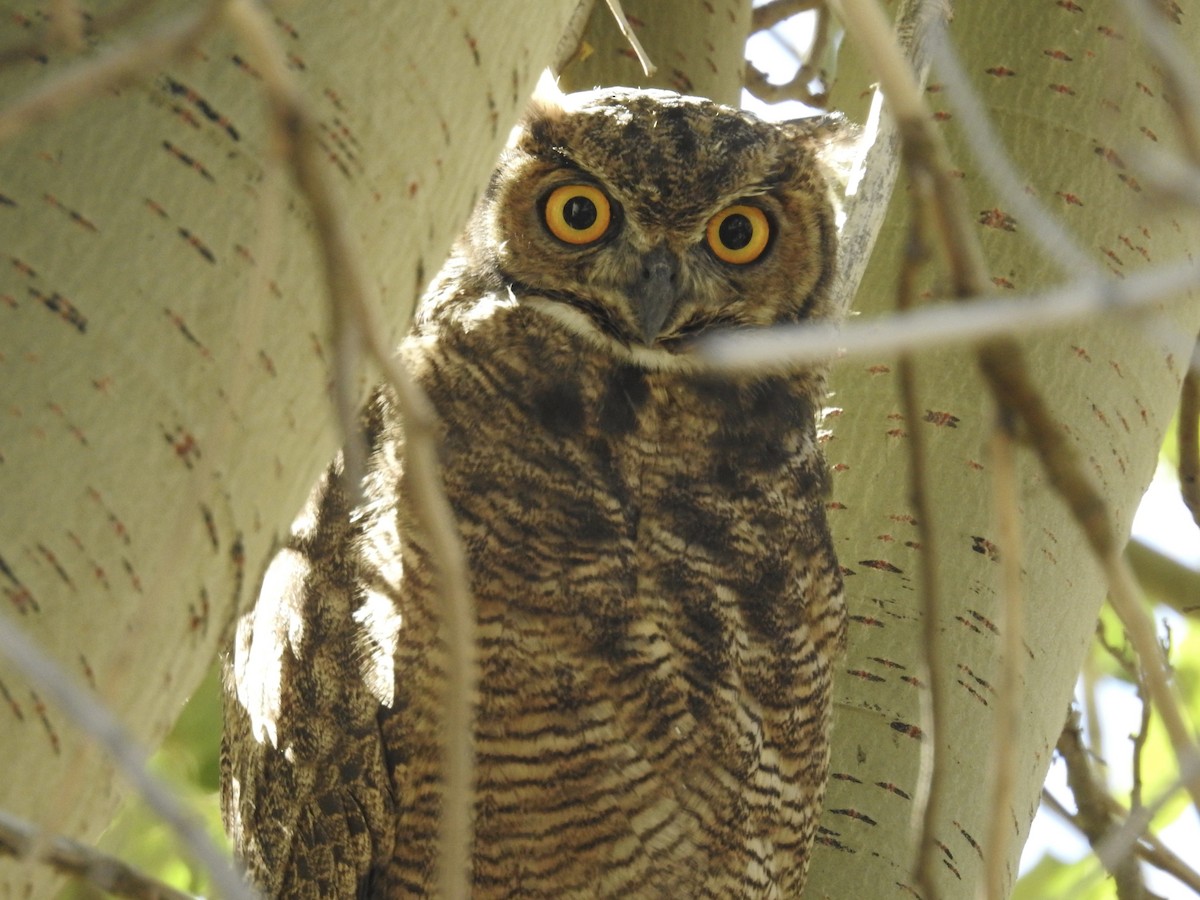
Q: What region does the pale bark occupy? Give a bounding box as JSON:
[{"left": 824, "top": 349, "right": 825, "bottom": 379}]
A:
[
  {"left": 558, "top": 0, "right": 750, "bottom": 105},
  {"left": 0, "top": 1, "right": 584, "bottom": 895},
  {"left": 1, "top": 0, "right": 1197, "bottom": 898},
  {"left": 805, "top": 1, "right": 1200, "bottom": 897}
]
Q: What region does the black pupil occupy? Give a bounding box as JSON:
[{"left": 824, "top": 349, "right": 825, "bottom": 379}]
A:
[
  {"left": 563, "top": 195, "right": 598, "bottom": 231},
  {"left": 719, "top": 213, "right": 754, "bottom": 250}
]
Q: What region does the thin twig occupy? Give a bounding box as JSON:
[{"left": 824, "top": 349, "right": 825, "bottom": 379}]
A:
[
  {"left": 602, "top": 0, "right": 655, "bottom": 76},
  {"left": 1096, "top": 764, "right": 1200, "bottom": 894},
  {"left": 0, "top": 0, "right": 227, "bottom": 144},
  {"left": 1044, "top": 790, "right": 1200, "bottom": 897},
  {"left": 981, "top": 343, "right": 1200, "bottom": 814},
  {"left": 0, "top": 614, "right": 254, "bottom": 899},
  {"left": 0, "top": 807, "right": 197, "bottom": 900},
  {"left": 1101, "top": 552, "right": 1200, "bottom": 813},
  {"left": 702, "top": 257, "right": 1199, "bottom": 371},
  {"left": 984, "top": 415, "right": 1025, "bottom": 900},
  {"left": 1131, "top": 670, "right": 1152, "bottom": 813},
  {"left": 1179, "top": 337, "right": 1200, "bottom": 528},
  {"left": 893, "top": 182, "right": 945, "bottom": 900},
  {"left": 1058, "top": 712, "right": 1148, "bottom": 900},
  {"left": 744, "top": 6, "right": 832, "bottom": 107},
  {"left": 223, "top": 3, "right": 477, "bottom": 897},
  {"left": 751, "top": 0, "right": 823, "bottom": 32}
]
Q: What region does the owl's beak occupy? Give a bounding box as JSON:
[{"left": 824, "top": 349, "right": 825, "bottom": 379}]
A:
[{"left": 631, "top": 246, "right": 680, "bottom": 344}]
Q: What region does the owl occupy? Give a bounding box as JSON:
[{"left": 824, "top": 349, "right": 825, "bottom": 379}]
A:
[{"left": 222, "top": 83, "right": 846, "bottom": 898}]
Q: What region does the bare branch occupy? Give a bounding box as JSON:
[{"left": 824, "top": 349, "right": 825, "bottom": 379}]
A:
[
  {"left": 1098, "top": 791, "right": 1200, "bottom": 895},
  {"left": 889, "top": 185, "right": 947, "bottom": 900},
  {"left": 744, "top": 61, "right": 827, "bottom": 106},
  {"left": 984, "top": 416, "right": 1025, "bottom": 900},
  {"left": 978, "top": 342, "right": 1200, "bottom": 814},
  {"left": 744, "top": 6, "right": 832, "bottom": 107},
  {"left": 0, "top": 614, "right": 253, "bottom": 899},
  {"left": 1046, "top": 768, "right": 1200, "bottom": 895},
  {"left": 553, "top": 0, "right": 602, "bottom": 73},
  {"left": 602, "top": 0, "right": 656, "bottom": 76},
  {"left": 1102, "top": 554, "right": 1200, "bottom": 814},
  {"left": 703, "top": 259, "right": 1198, "bottom": 372},
  {"left": 1044, "top": 790, "right": 1200, "bottom": 898},
  {"left": 1057, "top": 713, "right": 1149, "bottom": 900},
  {"left": 0, "top": 807, "right": 197, "bottom": 900},
  {"left": 223, "top": 3, "right": 477, "bottom": 897},
  {"left": 752, "top": 0, "right": 823, "bottom": 33}
]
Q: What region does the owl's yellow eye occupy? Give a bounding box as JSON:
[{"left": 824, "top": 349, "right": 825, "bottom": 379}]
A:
[
  {"left": 706, "top": 204, "right": 770, "bottom": 265},
  {"left": 543, "top": 184, "right": 613, "bottom": 246}
]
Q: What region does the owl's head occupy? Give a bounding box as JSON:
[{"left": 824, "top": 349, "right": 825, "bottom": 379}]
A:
[{"left": 466, "top": 84, "right": 838, "bottom": 366}]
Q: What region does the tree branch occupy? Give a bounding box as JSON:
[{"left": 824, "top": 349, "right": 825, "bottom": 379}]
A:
[
  {"left": 1057, "top": 712, "right": 1149, "bottom": 900},
  {"left": 222, "top": 3, "right": 477, "bottom": 896},
  {"left": 703, "top": 258, "right": 1199, "bottom": 371},
  {"left": 890, "top": 176, "right": 947, "bottom": 900},
  {"left": 743, "top": 5, "right": 832, "bottom": 108},
  {"left": 0, "top": 614, "right": 252, "bottom": 900},
  {"left": 984, "top": 415, "right": 1026, "bottom": 900},
  {"left": 0, "top": 808, "right": 198, "bottom": 900},
  {"left": 751, "top": 0, "right": 823, "bottom": 33}
]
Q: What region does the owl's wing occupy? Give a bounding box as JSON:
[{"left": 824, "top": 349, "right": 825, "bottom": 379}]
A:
[{"left": 221, "top": 464, "right": 396, "bottom": 898}]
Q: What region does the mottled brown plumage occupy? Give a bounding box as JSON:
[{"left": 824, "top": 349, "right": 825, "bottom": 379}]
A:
[{"left": 222, "top": 85, "right": 846, "bottom": 897}]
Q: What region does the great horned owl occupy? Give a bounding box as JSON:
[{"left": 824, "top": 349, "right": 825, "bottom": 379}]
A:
[{"left": 222, "top": 84, "right": 846, "bottom": 898}]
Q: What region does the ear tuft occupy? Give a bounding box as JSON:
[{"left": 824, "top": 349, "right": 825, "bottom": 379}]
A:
[
  {"left": 507, "top": 69, "right": 567, "bottom": 148},
  {"left": 531, "top": 68, "right": 566, "bottom": 107},
  {"left": 781, "top": 112, "right": 864, "bottom": 193}
]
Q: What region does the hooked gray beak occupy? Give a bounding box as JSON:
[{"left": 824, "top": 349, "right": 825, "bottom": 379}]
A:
[{"left": 631, "top": 246, "right": 680, "bottom": 344}]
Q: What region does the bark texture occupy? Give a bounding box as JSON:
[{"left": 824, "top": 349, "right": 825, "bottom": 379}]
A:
[
  {"left": 806, "top": 1, "right": 1200, "bottom": 896},
  {"left": 0, "top": 1, "right": 583, "bottom": 894}
]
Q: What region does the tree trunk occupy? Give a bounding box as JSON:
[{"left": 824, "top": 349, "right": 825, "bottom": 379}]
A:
[
  {"left": 0, "top": 1, "right": 584, "bottom": 894},
  {"left": 806, "top": 1, "right": 1200, "bottom": 897}
]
